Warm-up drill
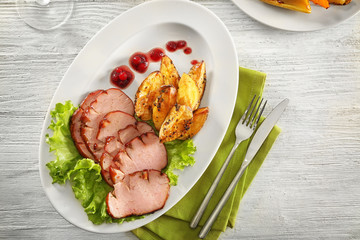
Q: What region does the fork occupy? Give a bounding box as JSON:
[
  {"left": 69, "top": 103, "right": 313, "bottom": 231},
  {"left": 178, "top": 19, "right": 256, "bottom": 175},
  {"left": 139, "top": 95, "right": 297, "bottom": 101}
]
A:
[{"left": 190, "top": 95, "right": 267, "bottom": 229}]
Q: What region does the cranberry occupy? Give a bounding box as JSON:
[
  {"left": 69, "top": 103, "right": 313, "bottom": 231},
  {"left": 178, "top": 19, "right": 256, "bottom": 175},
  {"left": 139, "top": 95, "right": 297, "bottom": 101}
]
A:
[
  {"left": 132, "top": 56, "right": 141, "bottom": 65},
  {"left": 184, "top": 47, "right": 192, "bottom": 55},
  {"left": 111, "top": 72, "right": 118, "bottom": 81},
  {"left": 118, "top": 71, "right": 128, "bottom": 81},
  {"left": 129, "top": 52, "right": 149, "bottom": 73},
  {"left": 149, "top": 48, "right": 165, "bottom": 62},
  {"left": 137, "top": 63, "right": 148, "bottom": 73},
  {"left": 110, "top": 65, "right": 134, "bottom": 89},
  {"left": 166, "top": 41, "right": 177, "bottom": 52},
  {"left": 176, "top": 40, "right": 187, "bottom": 49},
  {"left": 191, "top": 60, "right": 199, "bottom": 65}
]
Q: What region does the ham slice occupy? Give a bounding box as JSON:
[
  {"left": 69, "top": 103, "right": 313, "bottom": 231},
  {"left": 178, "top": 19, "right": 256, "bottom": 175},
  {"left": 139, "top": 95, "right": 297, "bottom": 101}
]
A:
[
  {"left": 106, "top": 170, "right": 170, "bottom": 218},
  {"left": 97, "top": 111, "right": 137, "bottom": 142},
  {"left": 100, "top": 152, "right": 121, "bottom": 186},
  {"left": 70, "top": 90, "right": 103, "bottom": 159},
  {"left": 118, "top": 122, "right": 154, "bottom": 144},
  {"left": 104, "top": 136, "right": 124, "bottom": 157},
  {"left": 80, "top": 88, "right": 135, "bottom": 160},
  {"left": 101, "top": 122, "right": 156, "bottom": 186},
  {"left": 114, "top": 132, "right": 167, "bottom": 176}
]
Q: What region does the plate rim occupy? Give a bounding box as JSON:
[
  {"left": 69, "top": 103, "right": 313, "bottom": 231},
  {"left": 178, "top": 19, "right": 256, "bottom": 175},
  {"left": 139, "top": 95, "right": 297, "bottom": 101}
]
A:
[{"left": 39, "top": 0, "right": 239, "bottom": 233}]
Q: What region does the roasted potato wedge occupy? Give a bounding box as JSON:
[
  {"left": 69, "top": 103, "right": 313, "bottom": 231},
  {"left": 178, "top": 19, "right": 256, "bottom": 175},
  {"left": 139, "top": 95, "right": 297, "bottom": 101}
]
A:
[
  {"left": 135, "top": 71, "right": 164, "bottom": 121},
  {"left": 153, "top": 85, "right": 177, "bottom": 131},
  {"left": 160, "top": 55, "right": 180, "bottom": 88},
  {"left": 188, "top": 61, "right": 206, "bottom": 101},
  {"left": 159, "top": 104, "right": 193, "bottom": 142},
  {"left": 260, "top": 0, "right": 311, "bottom": 13},
  {"left": 177, "top": 73, "right": 201, "bottom": 110},
  {"left": 179, "top": 107, "right": 209, "bottom": 140}
]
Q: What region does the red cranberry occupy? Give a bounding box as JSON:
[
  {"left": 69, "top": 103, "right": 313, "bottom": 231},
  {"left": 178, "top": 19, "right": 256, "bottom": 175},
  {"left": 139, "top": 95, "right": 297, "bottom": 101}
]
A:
[
  {"left": 110, "top": 65, "right": 134, "bottom": 89},
  {"left": 129, "top": 52, "right": 149, "bottom": 73},
  {"left": 132, "top": 56, "right": 141, "bottom": 65},
  {"left": 118, "top": 71, "right": 128, "bottom": 81},
  {"left": 176, "top": 40, "right": 187, "bottom": 49},
  {"left": 191, "top": 60, "right": 199, "bottom": 65},
  {"left": 149, "top": 48, "right": 165, "bottom": 62},
  {"left": 166, "top": 41, "right": 177, "bottom": 52},
  {"left": 137, "top": 63, "right": 148, "bottom": 73},
  {"left": 184, "top": 47, "right": 192, "bottom": 54}
]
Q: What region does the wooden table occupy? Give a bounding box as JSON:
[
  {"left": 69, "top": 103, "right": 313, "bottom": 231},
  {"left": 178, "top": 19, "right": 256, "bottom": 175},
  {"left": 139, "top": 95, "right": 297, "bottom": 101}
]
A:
[{"left": 1, "top": 1, "right": 359, "bottom": 239}]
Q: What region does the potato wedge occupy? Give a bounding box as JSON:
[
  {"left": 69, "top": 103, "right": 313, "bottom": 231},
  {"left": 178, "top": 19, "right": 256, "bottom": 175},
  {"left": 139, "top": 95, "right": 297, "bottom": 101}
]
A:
[
  {"left": 179, "top": 107, "right": 209, "bottom": 140},
  {"left": 153, "top": 85, "right": 177, "bottom": 131},
  {"left": 135, "top": 71, "right": 164, "bottom": 121},
  {"left": 177, "top": 73, "right": 201, "bottom": 110},
  {"left": 260, "top": 0, "right": 311, "bottom": 13},
  {"left": 188, "top": 61, "right": 206, "bottom": 101},
  {"left": 159, "top": 104, "right": 193, "bottom": 143},
  {"left": 160, "top": 55, "right": 180, "bottom": 88}
]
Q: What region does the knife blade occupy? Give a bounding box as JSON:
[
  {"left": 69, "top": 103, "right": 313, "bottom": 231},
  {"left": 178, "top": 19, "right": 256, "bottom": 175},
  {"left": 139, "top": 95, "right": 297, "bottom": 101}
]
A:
[
  {"left": 198, "top": 98, "right": 289, "bottom": 239},
  {"left": 243, "top": 98, "right": 289, "bottom": 168}
]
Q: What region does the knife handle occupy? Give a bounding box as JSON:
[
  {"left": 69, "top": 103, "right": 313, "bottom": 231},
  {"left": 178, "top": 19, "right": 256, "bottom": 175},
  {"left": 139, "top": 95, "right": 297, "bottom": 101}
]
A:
[
  {"left": 190, "top": 143, "right": 238, "bottom": 229},
  {"left": 198, "top": 162, "right": 248, "bottom": 239}
]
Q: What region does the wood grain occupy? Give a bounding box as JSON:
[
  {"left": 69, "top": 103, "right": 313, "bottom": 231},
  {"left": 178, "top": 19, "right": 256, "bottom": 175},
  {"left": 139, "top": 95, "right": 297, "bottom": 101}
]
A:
[{"left": 0, "top": 0, "right": 359, "bottom": 239}]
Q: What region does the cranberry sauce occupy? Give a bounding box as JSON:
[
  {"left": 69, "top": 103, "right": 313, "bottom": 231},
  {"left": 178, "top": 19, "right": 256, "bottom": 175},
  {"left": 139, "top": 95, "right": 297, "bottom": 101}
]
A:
[
  {"left": 129, "top": 48, "right": 166, "bottom": 73},
  {"left": 111, "top": 40, "right": 195, "bottom": 88},
  {"left": 191, "top": 60, "right": 199, "bottom": 65},
  {"left": 166, "top": 40, "right": 189, "bottom": 52},
  {"left": 129, "top": 52, "right": 149, "bottom": 74},
  {"left": 184, "top": 47, "right": 192, "bottom": 55},
  {"left": 110, "top": 65, "right": 134, "bottom": 89},
  {"left": 148, "top": 48, "right": 165, "bottom": 62}
]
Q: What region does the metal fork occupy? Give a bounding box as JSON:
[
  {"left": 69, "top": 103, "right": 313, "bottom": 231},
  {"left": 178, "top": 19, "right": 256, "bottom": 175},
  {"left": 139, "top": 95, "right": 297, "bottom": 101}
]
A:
[{"left": 190, "top": 95, "right": 267, "bottom": 229}]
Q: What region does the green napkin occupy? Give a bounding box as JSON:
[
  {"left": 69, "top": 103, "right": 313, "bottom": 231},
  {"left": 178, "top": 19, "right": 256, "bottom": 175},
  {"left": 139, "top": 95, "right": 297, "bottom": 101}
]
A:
[{"left": 132, "top": 67, "right": 281, "bottom": 240}]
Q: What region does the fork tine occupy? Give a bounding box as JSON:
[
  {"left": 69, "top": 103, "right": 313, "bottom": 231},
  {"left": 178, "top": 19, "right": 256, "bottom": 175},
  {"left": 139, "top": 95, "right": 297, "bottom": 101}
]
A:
[
  {"left": 252, "top": 100, "right": 267, "bottom": 130},
  {"left": 245, "top": 96, "right": 260, "bottom": 126},
  {"left": 250, "top": 98, "right": 264, "bottom": 128},
  {"left": 240, "top": 95, "right": 256, "bottom": 122}
]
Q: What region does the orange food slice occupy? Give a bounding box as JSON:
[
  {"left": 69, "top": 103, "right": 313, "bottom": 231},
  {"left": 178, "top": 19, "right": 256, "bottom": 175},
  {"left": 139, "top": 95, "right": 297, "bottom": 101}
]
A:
[
  {"left": 311, "top": 0, "right": 329, "bottom": 8},
  {"left": 260, "top": 0, "right": 312, "bottom": 13}
]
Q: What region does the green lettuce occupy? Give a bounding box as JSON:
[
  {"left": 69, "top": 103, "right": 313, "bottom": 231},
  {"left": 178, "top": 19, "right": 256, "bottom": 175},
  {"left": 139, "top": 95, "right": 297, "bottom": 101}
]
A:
[
  {"left": 68, "top": 158, "right": 143, "bottom": 224},
  {"left": 163, "top": 139, "right": 196, "bottom": 185},
  {"left": 46, "top": 101, "right": 196, "bottom": 224},
  {"left": 46, "top": 101, "right": 81, "bottom": 184}
]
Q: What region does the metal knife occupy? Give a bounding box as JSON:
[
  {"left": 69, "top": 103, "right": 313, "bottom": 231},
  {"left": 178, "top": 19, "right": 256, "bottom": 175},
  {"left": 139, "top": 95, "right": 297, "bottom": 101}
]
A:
[{"left": 198, "top": 98, "right": 289, "bottom": 239}]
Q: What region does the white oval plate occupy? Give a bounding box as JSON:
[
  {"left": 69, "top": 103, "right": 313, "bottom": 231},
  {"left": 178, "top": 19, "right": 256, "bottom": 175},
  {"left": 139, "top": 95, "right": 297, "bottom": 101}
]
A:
[
  {"left": 39, "top": 0, "right": 238, "bottom": 233},
  {"left": 231, "top": 0, "right": 360, "bottom": 31}
]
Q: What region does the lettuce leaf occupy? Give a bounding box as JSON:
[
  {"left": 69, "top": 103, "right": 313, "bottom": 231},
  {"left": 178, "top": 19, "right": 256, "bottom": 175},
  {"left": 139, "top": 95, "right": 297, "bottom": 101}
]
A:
[
  {"left": 46, "top": 101, "right": 196, "bottom": 224},
  {"left": 68, "top": 158, "right": 144, "bottom": 224},
  {"left": 46, "top": 101, "right": 82, "bottom": 184},
  {"left": 164, "top": 139, "right": 196, "bottom": 185}
]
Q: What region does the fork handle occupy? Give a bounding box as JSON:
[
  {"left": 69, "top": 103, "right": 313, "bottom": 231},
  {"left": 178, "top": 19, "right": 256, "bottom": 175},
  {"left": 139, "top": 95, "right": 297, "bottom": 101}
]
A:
[
  {"left": 190, "top": 143, "right": 239, "bottom": 229},
  {"left": 198, "top": 162, "right": 248, "bottom": 239}
]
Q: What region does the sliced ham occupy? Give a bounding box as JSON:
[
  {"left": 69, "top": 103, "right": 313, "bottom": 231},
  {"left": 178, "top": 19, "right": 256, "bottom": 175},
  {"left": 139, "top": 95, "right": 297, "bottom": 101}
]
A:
[
  {"left": 70, "top": 90, "right": 103, "bottom": 159},
  {"left": 80, "top": 88, "right": 135, "bottom": 161},
  {"left": 114, "top": 132, "right": 167, "bottom": 176},
  {"left": 109, "top": 167, "right": 125, "bottom": 184},
  {"left": 101, "top": 122, "right": 156, "bottom": 186},
  {"left": 118, "top": 122, "right": 154, "bottom": 145},
  {"left": 104, "top": 136, "right": 124, "bottom": 157},
  {"left": 97, "top": 111, "right": 137, "bottom": 142},
  {"left": 100, "top": 152, "right": 120, "bottom": 186},
  {"left": 106, "top": 170, "right": 170, "bottom": 218}
]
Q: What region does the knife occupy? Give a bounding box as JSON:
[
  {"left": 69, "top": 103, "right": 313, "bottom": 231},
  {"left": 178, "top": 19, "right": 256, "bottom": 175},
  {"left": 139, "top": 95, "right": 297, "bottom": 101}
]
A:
[{"left": 198, "top": 98, "right": 289, "bottom": 239}]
